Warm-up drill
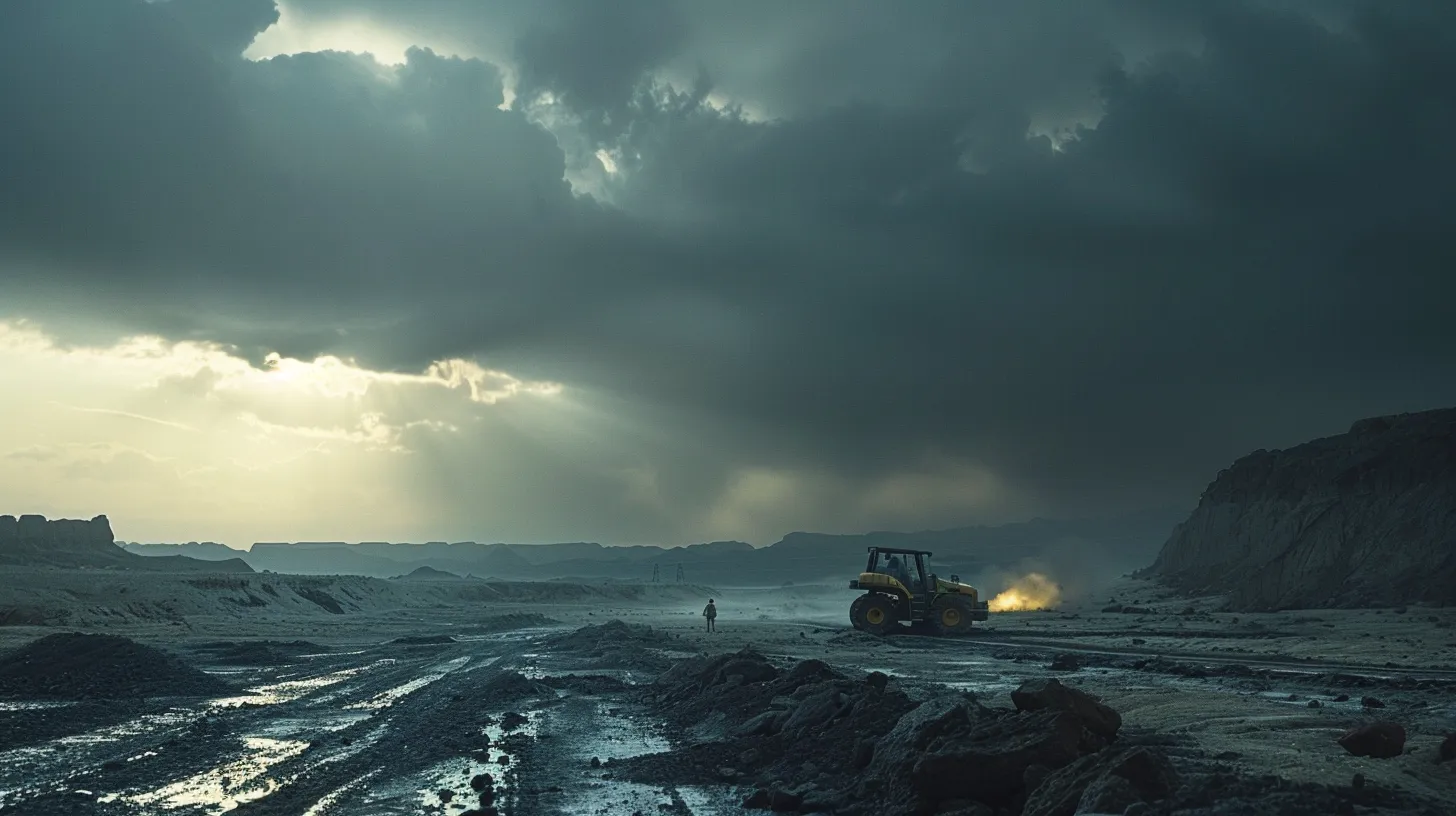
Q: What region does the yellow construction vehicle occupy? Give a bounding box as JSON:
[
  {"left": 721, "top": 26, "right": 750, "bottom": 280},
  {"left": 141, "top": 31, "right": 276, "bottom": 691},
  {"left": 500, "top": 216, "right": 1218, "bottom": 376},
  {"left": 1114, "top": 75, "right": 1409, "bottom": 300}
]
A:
[{"left": 848, "top": 547, "right": 989, "bottom": 635}]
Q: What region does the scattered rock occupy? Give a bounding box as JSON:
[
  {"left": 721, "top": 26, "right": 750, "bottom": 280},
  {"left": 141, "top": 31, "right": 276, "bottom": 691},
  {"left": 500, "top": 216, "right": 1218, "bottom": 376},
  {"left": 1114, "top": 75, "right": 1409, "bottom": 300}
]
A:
[
  {"left": 470, "top": 773, "right": 493, "bottom": 791},
  {"left": 865, "top": 671, "right": 889, "bottom": 693},
  {"left": 1307, "top": 700, "right": 1322, "bottom": 709},
  {"left": 1338, "top": 722, "right": 1406, "bottom": 758},
  {"left": 1048, "top": 653, "right": 1080, "bottom": 672},
  {"left": 1361, "top": 696, "right": 1386, "bottom": 708},
  {"left": 1437, "top": 733, "right": 1456, "bottom": 764}
]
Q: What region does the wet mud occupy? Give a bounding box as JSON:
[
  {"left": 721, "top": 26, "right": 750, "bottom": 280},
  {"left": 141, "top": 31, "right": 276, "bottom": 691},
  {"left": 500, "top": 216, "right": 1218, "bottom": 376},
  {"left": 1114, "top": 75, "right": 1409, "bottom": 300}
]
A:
[{"left": 1, "top": 614, "right": 1453, "bottom": 815}]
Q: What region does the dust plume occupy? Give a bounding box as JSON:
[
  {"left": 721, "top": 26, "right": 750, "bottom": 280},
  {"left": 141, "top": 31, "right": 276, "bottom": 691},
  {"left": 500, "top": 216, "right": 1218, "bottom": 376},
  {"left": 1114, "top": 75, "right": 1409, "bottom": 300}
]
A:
[{"left": 987, "top": 572, "right": 1062, "bottom": 611}]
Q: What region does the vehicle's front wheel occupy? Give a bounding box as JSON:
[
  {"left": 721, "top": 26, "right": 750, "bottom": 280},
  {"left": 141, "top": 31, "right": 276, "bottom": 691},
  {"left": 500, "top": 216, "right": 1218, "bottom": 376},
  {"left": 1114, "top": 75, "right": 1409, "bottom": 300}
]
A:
[{"left": 850, "top": 593, "right": 899, "bottom": 635}]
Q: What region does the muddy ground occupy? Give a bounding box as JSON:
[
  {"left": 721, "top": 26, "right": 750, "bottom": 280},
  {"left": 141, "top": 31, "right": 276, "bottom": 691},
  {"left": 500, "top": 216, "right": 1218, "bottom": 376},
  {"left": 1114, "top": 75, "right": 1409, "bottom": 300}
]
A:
[{"left": 0, "top": 575, "right": 1453, "bottom": 815}]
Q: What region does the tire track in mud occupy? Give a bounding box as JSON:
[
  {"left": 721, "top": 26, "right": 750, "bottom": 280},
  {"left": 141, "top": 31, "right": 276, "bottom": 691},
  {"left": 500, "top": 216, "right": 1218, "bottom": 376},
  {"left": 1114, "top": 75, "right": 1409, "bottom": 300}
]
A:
[
  {"left": 1, "top": 637, "right": 538, "bottom": 815},
  {"left": 2, "top": 625, "right": 730, "bottom": 816}
]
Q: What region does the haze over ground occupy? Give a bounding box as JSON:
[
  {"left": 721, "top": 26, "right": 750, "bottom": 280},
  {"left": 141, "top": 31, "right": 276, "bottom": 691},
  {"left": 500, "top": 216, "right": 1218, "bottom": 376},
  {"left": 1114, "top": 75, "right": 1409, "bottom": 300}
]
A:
[{"left": 2, "top": 0, "right": 1454, "bottom": 548}]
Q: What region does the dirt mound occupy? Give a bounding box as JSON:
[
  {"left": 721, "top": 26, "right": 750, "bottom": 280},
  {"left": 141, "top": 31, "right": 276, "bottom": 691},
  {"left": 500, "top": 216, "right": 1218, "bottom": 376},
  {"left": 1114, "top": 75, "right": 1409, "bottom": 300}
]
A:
[
  {"left": 455, "top": 613, "right": 560, "bottom": 634},
  {"left": 550, "top": 620, "right": 680, "bottom": 674},
  {"left": 0, "top": 633, "right": 233, "bottom": 699},
  {"left": 393, "top": 566, "right": 464, "bottom": 581},
  {"left": 391, "top": 635, "right": 458, "bottom": 646},
  {"left": 191, "top": 640, "right": 326, "bottom": 666},
  {"left": 550, "top": 619, "right": 674, "bottom": 650}
]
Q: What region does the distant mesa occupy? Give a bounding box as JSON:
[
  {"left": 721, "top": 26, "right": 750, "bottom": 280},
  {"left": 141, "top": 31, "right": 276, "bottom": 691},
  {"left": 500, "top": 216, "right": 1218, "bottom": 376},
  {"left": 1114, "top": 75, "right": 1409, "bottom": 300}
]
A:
[
  {"left": 1147, "top": 407, "right": 1456, "bottom": 610},
  {"left": 120, "top": 513, "right": 1178, "bottom": 587},
  {"left": 0, "top": 514, "right": 121, "bottom": 566},
  {"left": 0, "top": 513, "right": 252, "bottom": 573}
]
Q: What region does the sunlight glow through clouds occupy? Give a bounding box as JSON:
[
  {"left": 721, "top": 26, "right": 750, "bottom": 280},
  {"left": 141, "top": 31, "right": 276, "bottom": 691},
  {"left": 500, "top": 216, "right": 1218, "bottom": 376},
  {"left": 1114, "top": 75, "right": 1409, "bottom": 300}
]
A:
[
  {"left": 0, "top": 319, "right": 562, "bottom": 543},
  {"left": 242, "top": 1, "right": 517, "bottom": 108},
  {"left": 245, "top": 2, "right": 446, "bottom": 67}
]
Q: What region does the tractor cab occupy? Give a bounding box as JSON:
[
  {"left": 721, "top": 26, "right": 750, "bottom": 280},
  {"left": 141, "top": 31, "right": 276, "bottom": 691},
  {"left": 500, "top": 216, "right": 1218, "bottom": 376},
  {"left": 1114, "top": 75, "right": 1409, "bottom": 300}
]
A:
[
  {"left": 865, "top": 547, "right": 929, "bottom": 596},
  {"left": 848, "top": 546, "right": 989, "bottom": 635}
]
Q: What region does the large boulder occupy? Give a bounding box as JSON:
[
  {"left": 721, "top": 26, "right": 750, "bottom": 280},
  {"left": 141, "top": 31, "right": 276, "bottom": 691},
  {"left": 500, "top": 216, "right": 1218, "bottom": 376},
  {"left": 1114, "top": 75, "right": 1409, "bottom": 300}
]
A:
[
  {"left": 1338, "top": 722, "right": 1406, "bottom": 758},
  {"left": 1023, "top": 746, "right": 1180, "bottom": 816},
  {"left": 911, "top": 710, "right": 1085, "bottom": 807},
  {"left": 862, "top": 693, "right": 1094, "bottom": 812},
  {"left": 1011, "top": 678, "right": 1122, "bottom": 740},
  {"left": 864, "top": 694, "right": 988, "bottom": 780}
]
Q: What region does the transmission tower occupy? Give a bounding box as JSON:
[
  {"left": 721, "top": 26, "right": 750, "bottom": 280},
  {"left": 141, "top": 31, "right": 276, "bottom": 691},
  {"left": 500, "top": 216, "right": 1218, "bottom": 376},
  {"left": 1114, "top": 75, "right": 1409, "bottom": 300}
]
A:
[
  {"left": 651, "top": 563, "right": 660, "bottom": 583},
  {"left": 675, "top": 563, "right": 685, "bottom": 584}
]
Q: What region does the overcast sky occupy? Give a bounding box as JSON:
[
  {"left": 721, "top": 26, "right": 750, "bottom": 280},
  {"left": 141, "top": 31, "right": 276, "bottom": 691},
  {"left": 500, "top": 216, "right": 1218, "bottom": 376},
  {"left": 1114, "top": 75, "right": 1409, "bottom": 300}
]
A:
[{"left": 1, "top": 0, "right": 1453, "bottom": 547}]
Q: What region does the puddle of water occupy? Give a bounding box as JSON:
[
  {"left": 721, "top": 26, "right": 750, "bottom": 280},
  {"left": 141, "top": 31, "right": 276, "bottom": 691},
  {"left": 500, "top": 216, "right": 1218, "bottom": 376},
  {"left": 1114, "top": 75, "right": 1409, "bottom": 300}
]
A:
[
  {"left": 251, "top": 711, "right": 372, "bottom": 740},
  {"left": 211, "top": 666, "right": 370, "bottom": 708},
  {"left": 122, "top": 736, "right": 309, "bottom": 813},
  {"left": 0, "top": 701, "right": 74, "bottom": 712},
  {"left": 344, "top": 656, "right": 471, "bottom": 711}
]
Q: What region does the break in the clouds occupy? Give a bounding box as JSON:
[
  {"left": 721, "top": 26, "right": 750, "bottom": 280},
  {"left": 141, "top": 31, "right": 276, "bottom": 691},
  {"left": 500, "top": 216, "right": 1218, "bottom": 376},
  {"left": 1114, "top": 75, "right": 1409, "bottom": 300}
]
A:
[{"left": 1, "top": 0, "right": 1455, "bottom": 546}]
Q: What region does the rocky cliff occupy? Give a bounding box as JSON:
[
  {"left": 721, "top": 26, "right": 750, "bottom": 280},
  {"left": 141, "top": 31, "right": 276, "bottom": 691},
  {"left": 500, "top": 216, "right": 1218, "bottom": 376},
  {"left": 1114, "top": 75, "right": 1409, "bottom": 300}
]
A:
[
  {"left": 1148, "top": 407, "right": 1456, "bottom": 610},
  {"left": 0, "top": 514, "right": 252, "bottom": 573}
]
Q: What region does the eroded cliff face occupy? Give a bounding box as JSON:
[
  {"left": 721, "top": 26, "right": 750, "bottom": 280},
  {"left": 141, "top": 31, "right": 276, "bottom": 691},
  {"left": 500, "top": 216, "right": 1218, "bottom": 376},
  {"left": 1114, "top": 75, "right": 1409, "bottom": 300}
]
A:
[
  {"left": 1149, "top": 408, "right": 1456, "bottom": 610},
  {"left": 0, "top": 514, "right": 125, "bottom": 565}
]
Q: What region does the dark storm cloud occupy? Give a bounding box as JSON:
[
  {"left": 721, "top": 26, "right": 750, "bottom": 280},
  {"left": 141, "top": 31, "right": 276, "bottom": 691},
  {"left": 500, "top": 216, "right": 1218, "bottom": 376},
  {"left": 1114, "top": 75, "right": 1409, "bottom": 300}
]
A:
[{"left": 3, "top": 0, "right": 1456, "bottom": 537}]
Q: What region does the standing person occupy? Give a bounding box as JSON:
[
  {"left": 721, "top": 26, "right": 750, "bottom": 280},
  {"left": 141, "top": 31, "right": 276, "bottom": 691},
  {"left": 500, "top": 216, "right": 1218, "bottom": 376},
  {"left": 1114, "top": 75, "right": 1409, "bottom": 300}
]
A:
[{"left": 703, "top": 598, "right": 718, "bottom": 632}]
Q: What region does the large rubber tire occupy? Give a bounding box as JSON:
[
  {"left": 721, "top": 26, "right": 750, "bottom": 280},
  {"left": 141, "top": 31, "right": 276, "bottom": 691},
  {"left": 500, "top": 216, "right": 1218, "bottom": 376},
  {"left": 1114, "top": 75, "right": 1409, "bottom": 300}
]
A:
[
  {"left": 850, "top": 593, "right": 899, "bottom": 635},
  {"left": 931, "top": 596, "right": 975, "bottom": 636}
]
